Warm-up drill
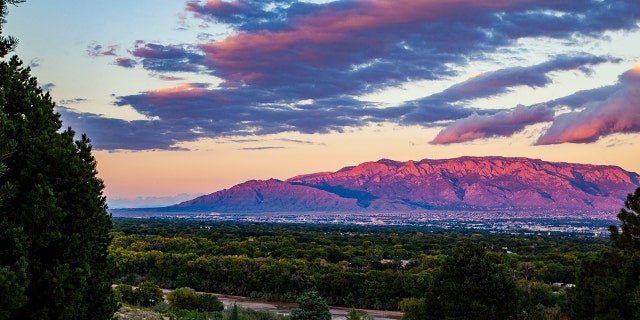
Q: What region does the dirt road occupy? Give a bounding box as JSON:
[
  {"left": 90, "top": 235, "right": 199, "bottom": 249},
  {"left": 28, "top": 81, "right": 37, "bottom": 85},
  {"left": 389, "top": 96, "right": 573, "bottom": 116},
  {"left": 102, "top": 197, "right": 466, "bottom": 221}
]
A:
[
  {"left": 159, "top": 289, "right": 403, "bottom": 320},
  {"left": 211, "top": 293, "right": 403, "bottom": 320}
]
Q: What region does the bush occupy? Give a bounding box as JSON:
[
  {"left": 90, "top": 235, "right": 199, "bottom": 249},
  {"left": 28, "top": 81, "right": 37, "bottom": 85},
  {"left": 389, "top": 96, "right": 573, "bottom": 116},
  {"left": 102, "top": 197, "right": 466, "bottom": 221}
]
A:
[
  {"left": 135, "top": 281, "right": 163, "bottom": 307},
  {"left": 167, "top": 287, "right": 224, "bottom": 312},
  {"left": 114, "top": 284, "right": 137, "bottom": 305}
]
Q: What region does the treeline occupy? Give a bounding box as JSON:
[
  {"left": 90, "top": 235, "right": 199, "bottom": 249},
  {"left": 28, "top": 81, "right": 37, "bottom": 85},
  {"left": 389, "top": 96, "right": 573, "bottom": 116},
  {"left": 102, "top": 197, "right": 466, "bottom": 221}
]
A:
[{"left": 109, "top": 218, "right": 606, "bottom": 314}]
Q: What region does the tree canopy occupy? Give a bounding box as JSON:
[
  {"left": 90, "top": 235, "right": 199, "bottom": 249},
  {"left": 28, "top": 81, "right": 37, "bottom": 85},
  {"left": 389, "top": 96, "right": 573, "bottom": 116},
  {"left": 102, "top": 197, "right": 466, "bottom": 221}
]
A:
[
  {"left": 0, "top": 1, "right": 116, "bottom": 318},
  {"left": 420, "top": 241, "right": 517, "bottom": 320}
]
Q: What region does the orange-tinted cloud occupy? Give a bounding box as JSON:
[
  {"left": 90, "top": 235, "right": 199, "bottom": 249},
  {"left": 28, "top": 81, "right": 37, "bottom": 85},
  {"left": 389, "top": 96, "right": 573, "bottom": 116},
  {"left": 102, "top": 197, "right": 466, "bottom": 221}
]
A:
[{"left": 536, "top": 65, "right": 640, "bottom": 144}]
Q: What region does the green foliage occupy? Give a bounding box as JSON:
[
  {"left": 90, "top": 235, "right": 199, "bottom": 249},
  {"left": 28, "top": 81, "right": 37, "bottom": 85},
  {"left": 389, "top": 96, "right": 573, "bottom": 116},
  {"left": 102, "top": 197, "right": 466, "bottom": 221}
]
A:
[
  {"left": 167, "top": 287, "right": 223, "bottom": 312},
  {"left": 422, "top": 241, "right": 517, "bottom": 320},
  {"left": 196, "top": 293, "right": 224, "bottom": 312},
  {"left": 135, "top": 281, "right": 163, "bottom": 307},
  {"left": 228, "top": 303, "right": 239, "bottom": 320},
  {"left": 609, "top": 187, "right": 640, "bottom": 252},
  {"left": 0, "top": 1, "right": 116, "bottom": 318},
  {"left": 109, "top": 218, "right": 606, "bottom": 316},
  {"left": 114, "top": 284, "right": 137, "bottom": 305},
  {"left": 398, "top": 298, "right": 427, "bottom": 320},
  {"left": 345, "top": 307, "right": 361, "bottom": 320},
  {"left": 168, "top": 287, "right": 199, "bottom": 311},
  {"left": 572, "top": 188, "right": 640, "bottom": 319},
  {"left": 290, "top": 291, "right": 331, "bottom": 320}
]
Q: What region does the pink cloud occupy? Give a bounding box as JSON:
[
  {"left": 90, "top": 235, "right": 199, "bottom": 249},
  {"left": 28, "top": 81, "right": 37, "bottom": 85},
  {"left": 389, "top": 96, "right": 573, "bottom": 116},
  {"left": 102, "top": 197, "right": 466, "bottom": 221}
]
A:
[
  {"left": 536, "top": 65, "right": 640, "bottom": 145},
  {"left": 194, "top": 0, "right": 538, "bottom": 85},
  {"left": 431, "top": 105, "right": 554, "bottom": 144}
]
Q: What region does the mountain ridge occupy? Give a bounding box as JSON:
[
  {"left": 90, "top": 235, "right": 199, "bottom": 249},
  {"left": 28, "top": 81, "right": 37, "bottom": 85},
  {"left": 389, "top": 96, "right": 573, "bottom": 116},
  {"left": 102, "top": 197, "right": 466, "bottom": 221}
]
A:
[{"left": 162, "top": 156, "right": 639, "bottom": 214}]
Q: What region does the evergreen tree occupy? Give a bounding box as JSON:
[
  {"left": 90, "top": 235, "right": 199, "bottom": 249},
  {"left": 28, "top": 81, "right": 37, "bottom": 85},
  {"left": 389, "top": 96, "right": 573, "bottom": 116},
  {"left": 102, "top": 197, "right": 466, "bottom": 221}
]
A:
[
  {"left": 290, "top": 291, "right": 331, "bottom": 320},
  {"left": 609, "top": 187, "right": 640, "bottom": 252},
  {"left": 0, "top": 1, "right": 117, "bottom": 318},
  {"left": 572, "top": 187, "right": 640, "bottom": 319}
]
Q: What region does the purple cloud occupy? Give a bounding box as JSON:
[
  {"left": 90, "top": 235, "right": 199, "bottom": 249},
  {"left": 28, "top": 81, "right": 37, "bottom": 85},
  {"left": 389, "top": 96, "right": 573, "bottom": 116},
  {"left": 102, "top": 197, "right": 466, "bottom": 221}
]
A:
[
  {"left": 536, "top": 66, "right": 640, "bottom": 145},
  {"left": 115, "top": 57, "right": 137, "bottom": 68},
  {"left": 402, "top": 54, "right": 615, "bottom": 124},
  {"left": 431, "top": 105, "right": 555, "bottom": 144}
]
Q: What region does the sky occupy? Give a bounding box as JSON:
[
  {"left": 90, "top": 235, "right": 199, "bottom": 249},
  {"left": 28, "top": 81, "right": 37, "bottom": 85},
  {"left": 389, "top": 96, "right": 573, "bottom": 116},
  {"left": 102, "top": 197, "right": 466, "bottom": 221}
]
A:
[{"left": 4, "top": 0, "right": 640, "bottom": 208}]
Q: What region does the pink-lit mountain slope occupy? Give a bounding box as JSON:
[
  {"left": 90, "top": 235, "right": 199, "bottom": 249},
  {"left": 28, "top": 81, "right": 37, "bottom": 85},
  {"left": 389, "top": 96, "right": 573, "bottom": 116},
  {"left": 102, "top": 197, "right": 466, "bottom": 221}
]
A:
[{"left": 172, "top": 157, "right": 639, "bottom": 213}]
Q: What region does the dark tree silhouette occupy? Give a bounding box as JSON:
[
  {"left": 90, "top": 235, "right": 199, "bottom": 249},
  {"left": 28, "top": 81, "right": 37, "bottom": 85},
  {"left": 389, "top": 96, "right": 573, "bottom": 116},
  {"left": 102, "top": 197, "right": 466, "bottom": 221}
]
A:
[
  {"left": 0, "top": 1, "right": 117, "bottom": 318},
  {"left": 610, "top": 187, "right": 640, "bottom": 252}
]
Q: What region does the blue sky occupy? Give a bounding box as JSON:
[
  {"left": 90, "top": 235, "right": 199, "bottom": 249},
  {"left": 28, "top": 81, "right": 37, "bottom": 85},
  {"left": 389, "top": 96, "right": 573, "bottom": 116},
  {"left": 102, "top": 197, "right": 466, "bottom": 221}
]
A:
[{"left": 5, "top": 0, "right": 640, "bottom": 208}]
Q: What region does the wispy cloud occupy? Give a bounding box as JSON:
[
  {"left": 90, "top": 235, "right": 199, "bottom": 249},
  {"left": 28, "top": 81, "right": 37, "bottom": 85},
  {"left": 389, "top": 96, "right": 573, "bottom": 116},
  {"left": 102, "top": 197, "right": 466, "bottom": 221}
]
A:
[
  {"left": 431, "top": 105, "right": 554, "bottom": 144},
  {"left": 87, "top": 43, "right": 119, "bottom": 57},
  {"left": 240, "top": 146, "right": 285, "bottom": 151}
]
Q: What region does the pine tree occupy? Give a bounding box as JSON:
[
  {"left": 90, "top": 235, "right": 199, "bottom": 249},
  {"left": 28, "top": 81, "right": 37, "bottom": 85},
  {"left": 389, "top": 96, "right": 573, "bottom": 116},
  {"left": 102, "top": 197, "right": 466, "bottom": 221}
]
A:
[
  {"left": 290, "top": 291, "right": 331, "bottom": 320},
  {"left": 572, "top": 187, "right": 640, "bottom": 319},
  {"left": 609, "top": 187, "right": 640, "bottom": 252},
  {"left": 0, "top": 1, "right": 117, "bottom": 318}
]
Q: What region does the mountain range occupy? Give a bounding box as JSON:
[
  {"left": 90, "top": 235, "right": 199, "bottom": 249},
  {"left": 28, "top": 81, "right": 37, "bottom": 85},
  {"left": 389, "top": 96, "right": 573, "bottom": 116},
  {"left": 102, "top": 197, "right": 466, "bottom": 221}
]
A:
[{"left": 132, "top": 156, "right": 639, "bottom": 215}]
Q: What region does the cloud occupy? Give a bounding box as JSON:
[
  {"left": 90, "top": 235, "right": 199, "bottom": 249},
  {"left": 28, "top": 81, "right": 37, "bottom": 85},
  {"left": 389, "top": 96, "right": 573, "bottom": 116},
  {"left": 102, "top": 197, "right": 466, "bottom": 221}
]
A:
[
  {"left": 59, "top": 98, "right": 87, "bottom": 105},
  {"left": 432, "top": 54, "right": 618, "bottom": 103},
  {"left": 536, "top": 65, "right": 640, "bottom": 145},
  {"left": 87, "top": 43, "right": 119, "bottom": 57},
  {"left": 127, "top": 42, "right": 207, "bottom": 73},
  {"left": 240, "top": 146, "right": 285, "bottom": 151},
  {"left": 68, "top": 0, "right": 640, "bottom": 150},
  {"left": 431, "top": 105, "right": 555, "bottom": 144},
  {"left": 402, "top": 54, "right": 615, "bottom": 124},
  {"left": 40, "top": 83, "right": 55, "bottom": 92},
  {"left": 57, "top": 106, "right": 192, "bottom": 150},
  {"left": 28, "top": 58, "right": 41, "bottom": 68},
  {"left": 115, "top": 57, "right": 137, "bottom": 68}
]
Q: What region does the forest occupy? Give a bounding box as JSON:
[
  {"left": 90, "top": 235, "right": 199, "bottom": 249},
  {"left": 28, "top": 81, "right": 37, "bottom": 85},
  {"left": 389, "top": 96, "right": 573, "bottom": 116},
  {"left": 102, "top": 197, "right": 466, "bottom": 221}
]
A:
[{"left": 109, "top": 217, "right": 606, "bottom": 319}]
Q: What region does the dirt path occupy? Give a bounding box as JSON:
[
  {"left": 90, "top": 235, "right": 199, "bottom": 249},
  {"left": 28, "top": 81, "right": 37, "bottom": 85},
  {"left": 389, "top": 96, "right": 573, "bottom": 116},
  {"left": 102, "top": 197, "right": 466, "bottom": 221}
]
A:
[{"left": 160, "top": 289, "right": 403, "bottom": 320}]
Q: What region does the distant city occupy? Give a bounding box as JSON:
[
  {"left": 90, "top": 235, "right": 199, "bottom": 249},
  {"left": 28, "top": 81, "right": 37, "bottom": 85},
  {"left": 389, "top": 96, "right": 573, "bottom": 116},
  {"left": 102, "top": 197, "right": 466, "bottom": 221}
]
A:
[{"left": 114, "top": 209, "right": 619, "bottom": 238}]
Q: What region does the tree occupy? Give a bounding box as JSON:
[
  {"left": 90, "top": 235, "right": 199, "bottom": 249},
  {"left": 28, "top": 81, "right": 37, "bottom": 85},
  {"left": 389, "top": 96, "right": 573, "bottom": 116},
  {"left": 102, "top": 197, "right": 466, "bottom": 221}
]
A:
[
  {"left": 196, "top": 293, "right": 224, "bottom": 312},
  {"left": 114, "top": 284, "right": 137, "bottom": 305},
  {"left": 0, "top": 1, "right": 117, "bottom": 319},
  {"left": 609, "top": 187, "right": 640, "bottom": 252},
  {"left": 422, "top": 241, "right": 517, "bottom": 320},
  {"left": 0, "top": 0, "right": 23, "bottom": 56},
  {"left": 0, "top": 111, "right": 26, "bottom": 320},
  {"left": 572, "top": 187, "right": 640, "bottom": 319},
  {"left": 228, "top": 303, "right": 239, "bottom": 320},
  {"left": 135, "top": 281, "right": 164, "bottom": 307},
  {"left": 345, "top": 307, "right": 361, "bottom": 320},
  {"left": 290, "top": 291, "right": 331, "bottom": 320},
  {"left": 167, "top": 287, "right": 199, "bottom": 311}
]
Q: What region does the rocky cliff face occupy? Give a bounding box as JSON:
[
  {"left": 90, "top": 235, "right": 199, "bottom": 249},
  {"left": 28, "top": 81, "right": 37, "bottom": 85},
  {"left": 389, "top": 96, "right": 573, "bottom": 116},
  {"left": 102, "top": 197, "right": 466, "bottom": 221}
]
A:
[{"left": 172, "top": 157, "right": 639, "bottom": 213}]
